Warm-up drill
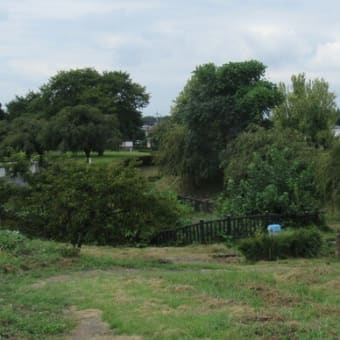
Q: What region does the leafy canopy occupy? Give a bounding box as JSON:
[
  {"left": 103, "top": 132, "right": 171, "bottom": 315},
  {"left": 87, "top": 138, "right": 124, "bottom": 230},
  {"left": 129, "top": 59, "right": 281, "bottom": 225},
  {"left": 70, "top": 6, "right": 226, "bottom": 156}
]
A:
[
  {"left": 272, "top": 73, "right": 338, "bottom": 148},
  {"left": 157, "top": 60, "right": 282, "bottom": 187},
  {"left": 47, "top": 104, "right": 120, "bottom": 159},
  {"left": 1, "top": 68, "right": 150, "bottom": 161},
  {"left": 6, "top": 162, "right": 191, "bottom": 246},
  {"left": 220, "top": 145, "right": 320, "bottom": 216}
]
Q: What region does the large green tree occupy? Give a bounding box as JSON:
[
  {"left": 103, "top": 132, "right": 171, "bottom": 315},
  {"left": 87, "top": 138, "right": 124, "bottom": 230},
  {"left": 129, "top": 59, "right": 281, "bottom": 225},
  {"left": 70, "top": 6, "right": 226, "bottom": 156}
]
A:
[
  {"left": 317, "top": 140, "right": 340, "bottom": 211},
  {"left": 272, "top": 74, "right": 338, "bottom": 148},
  {"left": 47, "top": 105, "right": 120, "bottom": 160},
  {"left": 6, "top": 91, "right": 44, "bottom": 120},
  {"left": 6, "top": 68, "right": 150, "bottom": 141},
  {"left": 220, "top": 146, "right": 320, "bottom": 216},
  {"left": 336, "top": 108, "right": 340, "bottom": 125},
  {"left": 219, "top": 125, "right": 322, "bottom": 215},
  {"left": 158, "top": 60, "right": 282, "bottom": 187},
  {"left": 0, "top": 116, "right": 48, "bottom": 157}
]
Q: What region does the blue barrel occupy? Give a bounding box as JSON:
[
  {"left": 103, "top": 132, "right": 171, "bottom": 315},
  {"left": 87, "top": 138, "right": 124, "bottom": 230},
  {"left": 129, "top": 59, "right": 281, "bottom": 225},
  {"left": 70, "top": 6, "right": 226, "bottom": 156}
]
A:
[{"left": 267, "top": 224, "right": 281, "bottom": 234}]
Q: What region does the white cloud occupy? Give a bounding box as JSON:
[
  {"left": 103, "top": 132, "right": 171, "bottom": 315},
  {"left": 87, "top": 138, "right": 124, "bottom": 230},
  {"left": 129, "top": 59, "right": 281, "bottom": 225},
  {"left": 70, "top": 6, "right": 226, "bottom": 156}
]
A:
[
  {"left": 96, "top": 33, "right": 151, "bottom": 50},
  {"left": 1, "top": 0, "right": 161, "bottom": 20},
  {"left": 1, "top": 0, "right": 340, "bottom": 112},
  {"left": 310, "top": 41, "right": 340, "bottom": 71}
]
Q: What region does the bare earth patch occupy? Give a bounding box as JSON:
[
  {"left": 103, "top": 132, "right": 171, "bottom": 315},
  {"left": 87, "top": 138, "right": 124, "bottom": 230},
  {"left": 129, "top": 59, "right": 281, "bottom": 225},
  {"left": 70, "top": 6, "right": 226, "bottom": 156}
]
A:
[
  {"left": 248, "top": 284, "right": 301, "bottom": 307},
  {"left": 31, "top": 269, "right": 137, "bottom": 288},
  {"left": 82, "top": 244, "right": 240, "bottom": 264},
  {"left": 65, "top": 307, "right": 142, "bottom": 340},
  {"left": 275, "top": 267, "right": 336, "bottom": 284}
]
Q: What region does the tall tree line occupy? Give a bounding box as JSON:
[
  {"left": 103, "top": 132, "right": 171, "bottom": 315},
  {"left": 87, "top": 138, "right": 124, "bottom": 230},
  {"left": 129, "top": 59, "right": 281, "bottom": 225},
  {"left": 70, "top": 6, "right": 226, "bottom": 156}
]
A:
[{"left": 0, "top": 68, "right": 149, "bottom": 160}]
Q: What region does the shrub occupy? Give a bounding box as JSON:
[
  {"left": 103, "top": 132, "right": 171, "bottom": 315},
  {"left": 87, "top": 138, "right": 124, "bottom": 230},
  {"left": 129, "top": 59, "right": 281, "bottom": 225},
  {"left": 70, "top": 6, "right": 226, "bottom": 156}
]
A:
[
  {"left": 136, "top": 154, "right": 154, "bottom": 166},
  {"left": 220, "top": 134, "right": 321, "bottom": 216},
  {"left": 238, "top": 227, "right": 322, "bottom": 261},
  {"left": 0, "top": 229, "right": 27, "bottom": 251},
  {"left": 8, "top": 162, "right": 190, "bottom": 246},
  {"left": 0, "top": 235, "right": 80, "bottom": 274}
]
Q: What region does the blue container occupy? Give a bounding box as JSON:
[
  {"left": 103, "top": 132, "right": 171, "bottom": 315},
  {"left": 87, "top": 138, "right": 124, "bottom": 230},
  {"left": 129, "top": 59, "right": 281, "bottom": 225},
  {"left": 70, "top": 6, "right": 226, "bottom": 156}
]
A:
[{"left": 267, "top": 224, "right": 282, "bottom": 234}]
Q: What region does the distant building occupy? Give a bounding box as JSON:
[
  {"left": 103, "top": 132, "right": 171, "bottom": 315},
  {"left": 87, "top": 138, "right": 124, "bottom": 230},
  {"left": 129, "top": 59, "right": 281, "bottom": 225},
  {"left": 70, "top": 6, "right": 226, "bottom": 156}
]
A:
[
  {"left": 121, "top": 141, "right": 134, "bottom": 151},
  {"left": 141, "top": 125, "right": 154, "bottom": 148},
  {"left": 334, "top": 126, "right": 340, "bottom": 137}
]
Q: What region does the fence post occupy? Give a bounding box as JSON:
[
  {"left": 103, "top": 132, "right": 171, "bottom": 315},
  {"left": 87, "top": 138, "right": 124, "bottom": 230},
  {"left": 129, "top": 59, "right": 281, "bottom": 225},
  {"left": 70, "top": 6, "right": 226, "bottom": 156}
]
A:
[
  {"left": 200, "top": 220, "right": 205, "bottom": 243},
  {"left": 336, "top": 233, "right": 340, "bottom": 258},
  {"left": 226, "top": 215, "right": 231, "bottom": 235}
]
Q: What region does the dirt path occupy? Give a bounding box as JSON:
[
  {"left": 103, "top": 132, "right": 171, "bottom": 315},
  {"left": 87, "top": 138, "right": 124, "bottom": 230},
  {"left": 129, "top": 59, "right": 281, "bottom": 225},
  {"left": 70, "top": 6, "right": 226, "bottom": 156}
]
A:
[
  {"left": 65, "top": 307, "right": 142, "bottom": 340},
  {"left": 31, "top": 269, "right": 137, "bottom": 288}
]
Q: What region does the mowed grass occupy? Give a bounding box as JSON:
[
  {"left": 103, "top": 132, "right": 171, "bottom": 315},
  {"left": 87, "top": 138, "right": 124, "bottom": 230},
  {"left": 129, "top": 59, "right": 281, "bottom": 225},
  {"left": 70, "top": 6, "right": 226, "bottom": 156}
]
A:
[
  {"left": 1, "top": 239, "right": 340, "bottom": 339},
  {"left": 66, "top": 151, "right": 150, "bottom": 165}
]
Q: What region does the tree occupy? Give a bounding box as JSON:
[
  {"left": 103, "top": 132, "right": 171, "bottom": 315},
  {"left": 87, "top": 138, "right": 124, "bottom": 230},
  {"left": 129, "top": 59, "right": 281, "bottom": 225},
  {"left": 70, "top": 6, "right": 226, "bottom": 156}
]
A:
[
  {"left": 0, "top": 116, "right": 48, "bottom": 158},
  {"left": 99, "top": 71, "right": 149, "bottom": 140},
  {"left": 221, "top": 125, "right": 317, "bottom": 185},
  {"left": 6, "top": 68, "right": 150, "bottom": 141},
  {"left": 48, "top": 105, "right": 121, "bottom": 161},
  {"left": 155, "top": 122, "right": 187, "bottom": 176},
  {"left": 272, "top": 74, "right": 338, "bottom": 148},
  {"left": 336, "top": 108, "right": 340, "bottom": 125},
  {"left": 6, "top": 91, "right": 44, "bottom": 120},
  {"left": 220, "top": 146, "right": 320, "bottom": 216},
  {"left": 158, "top": 60, "right": 282, "bottom": 186},
  {"left": 8, "top": 162, "right": 190, "bottom": 246},
  {"left": 318, "top": 140, "right": 340, "bottom": 211}
]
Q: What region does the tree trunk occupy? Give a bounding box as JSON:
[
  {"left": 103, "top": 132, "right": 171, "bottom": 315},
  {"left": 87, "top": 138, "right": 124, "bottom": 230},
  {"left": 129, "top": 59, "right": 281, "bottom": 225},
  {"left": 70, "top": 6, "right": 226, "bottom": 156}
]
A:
[{"left": 84, "top": 149, "right": 91, "bottom": 163}]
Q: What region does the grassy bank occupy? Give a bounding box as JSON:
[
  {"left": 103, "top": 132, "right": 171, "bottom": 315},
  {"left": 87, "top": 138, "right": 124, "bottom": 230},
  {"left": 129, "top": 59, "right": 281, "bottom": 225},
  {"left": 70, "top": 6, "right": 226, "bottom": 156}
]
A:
[
  {"left": 46, "top": 150, "right": 151, "bottom": 165},
  {"left": 1, "top": 233, "right": 339, "bottom": 339}
]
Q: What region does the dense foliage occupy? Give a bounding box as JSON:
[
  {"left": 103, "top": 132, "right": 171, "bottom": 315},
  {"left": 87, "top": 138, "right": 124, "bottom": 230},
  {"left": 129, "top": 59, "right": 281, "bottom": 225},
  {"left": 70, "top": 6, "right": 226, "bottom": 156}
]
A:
[
  {"left": 0, "top": 229, "right": 79, "bottom": 276},
  {"left": 46, "top": 104, "right": 120, "bottom": 159},
  {"left": 4, "top": 162, "right": 190, "bottom": 246},
  {"left": 1, "top": 61, "right": 339, "bottom": 248},
  {"left": 219, "top": 126, "right": 321, "bottom": 215},
  {"left": 1, "top": 68, "right": 149, "bottom": 160},
  {"left": 156, "top": 60, "right": 282, "bottom": 187},
  {"left": 272, "top": 74, "right": 337, "bottom": 149},
  {"left": 220, "top": 146, "right": 320, "bottom": 216},
  {"left": 318, "top": 140, "right": 340, "bottom": 211},
  {"left": 238, "top": 228, "right": 322, "bottom": 261}
]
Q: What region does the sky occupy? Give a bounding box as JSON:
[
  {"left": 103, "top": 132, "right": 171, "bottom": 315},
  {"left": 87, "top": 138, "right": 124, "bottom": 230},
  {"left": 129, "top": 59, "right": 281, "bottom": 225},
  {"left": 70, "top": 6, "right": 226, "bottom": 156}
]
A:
[{"left": 1, "top": 0, "right": 340, "bottom": 116}]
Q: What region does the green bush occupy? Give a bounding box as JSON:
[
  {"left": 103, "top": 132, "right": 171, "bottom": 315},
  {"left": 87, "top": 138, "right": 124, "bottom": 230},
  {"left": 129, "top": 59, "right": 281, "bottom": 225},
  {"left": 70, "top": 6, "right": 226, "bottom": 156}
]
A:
[
  {"left": 8, "top": 162, "right": 190, "bottom": 246},
  {"left": 238, "top": 227, "right": 322, "bottom": 261},
  {"left": 0, "top": 229, "right": 27, "bottom": 251},
  {"left": 220, "top": 139, "right": 321, "bottom": 216},
  {"left": 0, "top": 235, "right": 80, "bottom": 274},
  {"left": 136, "top": 154, "right": 154, "bottom": 166}
]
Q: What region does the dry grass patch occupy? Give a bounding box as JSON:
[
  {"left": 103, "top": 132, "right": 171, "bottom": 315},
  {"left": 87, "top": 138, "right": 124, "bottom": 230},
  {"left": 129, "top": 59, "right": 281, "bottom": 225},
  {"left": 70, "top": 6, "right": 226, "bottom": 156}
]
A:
[
  {"left": 82, "top": 244, "right": 236, "bottom": 264},
  {"left": 319, "top": 279, "right": 340, "bottom": 291},
  {"left": 248, "top": 284, "right": 301, "bottom": 307},
  {"left": 275, "top": 266, "right": 336, "bottom": 284}
]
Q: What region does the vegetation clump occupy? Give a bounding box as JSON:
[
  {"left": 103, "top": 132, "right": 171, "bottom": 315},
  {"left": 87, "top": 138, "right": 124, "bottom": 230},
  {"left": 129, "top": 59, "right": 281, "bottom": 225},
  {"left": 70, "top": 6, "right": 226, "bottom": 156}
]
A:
[
  {"left": 238, "top": 227, "right": 323, "bottom": 261},
  {"left": 0, "top": 229, "right": 79, "bottom": 274},
  {"left": 3, "top": 162, "right": 191, "bottom": 247}
]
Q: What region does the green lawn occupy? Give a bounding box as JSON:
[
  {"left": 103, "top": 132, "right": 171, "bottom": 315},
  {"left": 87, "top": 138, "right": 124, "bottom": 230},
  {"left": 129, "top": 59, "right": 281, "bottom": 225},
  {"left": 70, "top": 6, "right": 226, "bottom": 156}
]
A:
[
  {"left": 1, "top": 238, "right": 339, "bottom": 339},
  {"left": 47, "top": 150, "right": 151, "bottom": 165}
]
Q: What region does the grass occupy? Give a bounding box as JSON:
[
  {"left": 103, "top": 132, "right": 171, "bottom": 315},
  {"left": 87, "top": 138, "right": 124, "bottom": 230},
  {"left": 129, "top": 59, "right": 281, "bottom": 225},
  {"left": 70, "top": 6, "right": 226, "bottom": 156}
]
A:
[
  {"left": 46, "top": 150, "right": 151, "bottom": 166},
  {"left": 1, "top": 232, "right": 340, "bottom": 339}
]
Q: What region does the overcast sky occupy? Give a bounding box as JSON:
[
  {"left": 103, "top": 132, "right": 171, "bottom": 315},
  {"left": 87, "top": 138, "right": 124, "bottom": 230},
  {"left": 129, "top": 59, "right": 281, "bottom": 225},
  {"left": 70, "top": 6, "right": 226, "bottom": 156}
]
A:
[{"left": 1, "top": 0, "right": 340, "bottom": 116}]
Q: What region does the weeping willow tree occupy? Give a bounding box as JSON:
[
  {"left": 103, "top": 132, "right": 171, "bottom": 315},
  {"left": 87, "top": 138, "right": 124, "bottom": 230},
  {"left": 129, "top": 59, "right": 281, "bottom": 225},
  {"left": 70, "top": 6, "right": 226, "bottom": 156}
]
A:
[
  {"left": 272, "top": 74, "right": 338, "bottom": 149},
  {"left": 318, "top": 141, "right": 340, "bottom": 212}
]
